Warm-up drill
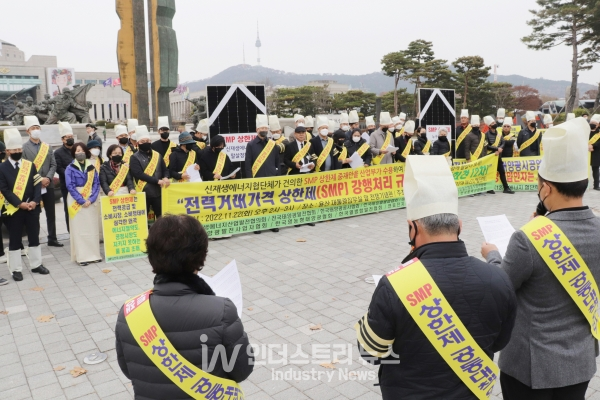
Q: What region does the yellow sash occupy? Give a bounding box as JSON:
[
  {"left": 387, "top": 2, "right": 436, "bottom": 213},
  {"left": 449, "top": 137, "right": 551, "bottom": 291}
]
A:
[
  {"left": 387, "top": 258, "right": 499, "bottom": 399},
  {"left": 179, "top": 151, "right": 196, "bottom": 182},
  {"left": 164, "top": 141, "right": 176, "bottom": 167},
  {"left": 68, "top": 167, "right": 95, "bottom": 219},
  {"left": 523, "top": 217, "right": 600, "bottom": 339},
  {"left": 124, "top": 291, "right": 243, "bottom": 399},
  {"left": 357, "top": 142, "right": 370, "bottom": 157},
  {"left": 32, "top": 142, "right": 50, "bottom": 171},
  {"left": 519, "top": 130, "right": 540, "bottom": 153},
  {"left": 503, "top": 133, "right": 514, "bottom": 141},
  {"left": 589, "top": 133, "right": 600, "bottom": 145},
  {"left": 395, "top": 126, "right": 405, "bottom": 138},
  {"left": 197, "top": 141, "right": 206, "bottom": 150},
  {"left": 109, "top": 163, "right": 130, "bottom": 193},
  {"left": 372, "top": 132, "right": 392, "bottom": 165},
  {"left": 4, "top": 159, "right": 33, "bottom": 215},
  {"left": 470, "top": 133, "right": 486, "bottom": 161},
  {"left": 401, "top": 139, "right": 412, "bottom": 159},
  {"left": 339, "top": 147, "right": 348, "bottom": 162},
  {"left": 136, "top": 151, "right": 160, "bottom": 192},
  {"left": 486, "top": 133, "right": 502, "bottom": 155},
  {"left": 123, "top": 146, "right": 134, "bottom": 163},
  {"left": 423, "top": 140, "right": 431, "bottom": 154},
  {"left": 443, "top": 149, "right": 451, "bottom": 157},
  {"left": 93, "top": 157, "right": 102, "bottom": 173},
  {"left": 455, "top": 125, "right": 472, "bottom": 151},
  {"left": 275, "top": 136, "right": 286, "bottom": 145},
  {"left": 287, "top": 142, "right": 312, "bottom": 174},
  {"left": 315, "top": 138, "right": 334, "bottom": 172},
  {"left": 213, "top": 151, "right": 227, "bottom": 179},
  {"left": 251, "top": 139, "right": 276, "bottom": 177}
]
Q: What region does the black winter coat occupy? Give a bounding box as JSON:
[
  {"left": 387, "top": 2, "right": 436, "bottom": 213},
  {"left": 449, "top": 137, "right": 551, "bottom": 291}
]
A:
[
  {"left": 412, "top": 135, "right": 429, "bottom": 155},
  {"left": 129, "top": 150, "right": 170, "bottom": 198},
  {"left": 431, "top": 137, "right": 451, "bottom": 156},
  {"left": 590, "top": 128, "right": 600, "bottom": 166},
  {"left": 358, "top": 242, "right": 517, "bottom": 400},
  {"left": 517, "top": 127, "right": 541, "bottom": 157},
  {"left": 485, "top": 129, "right": 505, "bottom": 155},
  {"left": 99, "top": 161, "right": 135, "bottom": 195},
  {"left": 198, "top": 147, "right": 234, "bottom": 181},
  {"left": 54, "top": 144, "right": 74, "bottom": 190},
  {"left": 455, "top": 125, "right": 470, "bottom": 159},
  {"left": 116, "top": 274, "right": 254, "bottom": 400},
  {"left": 394, "top": 135, "right": 413, "bottom": 162},
  {"left": 501, "top": 130, "right": 517, "bottom": 158},
  {"left": 244, "top": 136, "right": 280, "bottom": 178},
  {"left": 168, "top": 147, "right": 200, "bottom": 181},
  {"left": 341, "top": 139, "right": 372, "bottom": 167}
]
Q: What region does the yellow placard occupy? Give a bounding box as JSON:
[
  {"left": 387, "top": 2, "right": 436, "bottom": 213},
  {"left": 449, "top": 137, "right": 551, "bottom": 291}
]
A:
[{"left": 101, "top": 193, "right": 149, "bottom": 263}]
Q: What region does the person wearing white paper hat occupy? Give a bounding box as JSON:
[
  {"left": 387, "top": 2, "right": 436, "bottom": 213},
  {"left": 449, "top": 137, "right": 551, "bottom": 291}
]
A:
[
  {"left": 54, "top": 121, "right": 76, "bottom": 231},
  {"left": 589, "top": 114, "right": 600, "bottom": 190},
  {"left": 309, "top": 115, "right": 340, "bottom": 172},
  {"left": 566, "top": 112, "right": 576, "bottom": 121},
  {"left": 543, "top": 114, "right": 554, "bottom": 128},
  {"left": 127, "top": 119, "right": 139, "bottom": 136},
  {"left": 151, "top": 116, "right": 177, "bottom": 167},
  {"left": 455, "top": 109, "right": 471, "bottom": 159},
  {"left": 130, "top": 125, "right": 170, "bottom": 219},
  {"left": 114, "top": 124, "right": 136, "bottom": 161},
  {"left": 394, "top": 120, "right": 415, "bottom": 163},
  {"left": 0, "top": 128, "right": 49, "bottom": 282},
  {"left": 369, "top": 112, "right": 396, "bottom": 165},
  {"left": 338, "top": 112, "right": 350, "bottom": 134},
  {"left": 394, "top": 113, "right": 407, "bottom": 138},
  {"left": 245, "top": 114, "right": 280, "bottom": 181},
  {"left": 304, "top": 115, "right": 314, "bottom": 136},
  {"left": 500, "top": 116, "right": 518, "bottom": 158},
  {"left": 268, "top": 115, "right": 288, "bottom": 176},
  {"left": 463, "top": 115, "right": 486, "bottom": 163},
  {"left": 482, "top": 117, "right": 599, "bottom": 399},
  {"left": 365, "top": 116, "right": 376, "bottom": 134},
  {"left": 496, "top": 108, "right": 506, "bottom": 124},
  {"left": 192, "top": 118, "right": 209, "bottom": 150},
  {"left": 483, "top": 115, "right": 515, "bottom": 194},
  {"left": 345, "top": 110, "right": 360, "bottom": 140},
  {"left": 21, "top": 116, "right": 63, "bottom": 247},
  {"left": 357, "top": 155, "right": 517, "bottom": 400},
  {"left": 517, "top": 111, "right": 541, "bottom": 157},
  {"left": 294, "top": 114, "right": 305, "bottom": 127}
]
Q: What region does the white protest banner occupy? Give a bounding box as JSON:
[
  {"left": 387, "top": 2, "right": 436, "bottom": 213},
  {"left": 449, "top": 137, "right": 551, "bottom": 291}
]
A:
[{"left": 426, "top": 125, "right": 452, "bottom": 143}]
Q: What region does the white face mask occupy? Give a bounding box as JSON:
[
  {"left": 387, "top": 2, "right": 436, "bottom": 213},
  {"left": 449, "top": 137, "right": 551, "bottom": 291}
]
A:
[
  {"left": 389, "top": 126, "right": 396, "bottom": 132},
  {"left": 342, "top": 125, "right": 349, "bottom": 131},
  {"left": 497, "top": 118, "right": 504, "bottom": 123},
  {"left": 272, "top": 133, "right": 281, "bottom": 140},
  {"left": 352, "top": 136, "right": 360, "bottom": 143},
  {"left": 297, "top": 123, "right": 305, "bottom": 127},
  {"left": 320, "top": 128, "right": 329, "bottom": 137},
  {"left": 90, "top": 149, "right": 101, "bottom": 157},
  {"left": 30, "top": 129, "right": 41, "bottom": 139}
]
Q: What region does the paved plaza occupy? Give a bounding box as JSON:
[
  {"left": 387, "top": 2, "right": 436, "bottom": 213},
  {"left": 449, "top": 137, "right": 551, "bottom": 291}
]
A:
[{"left": 1, "top": 191, "right": 600, "bottom": 399}]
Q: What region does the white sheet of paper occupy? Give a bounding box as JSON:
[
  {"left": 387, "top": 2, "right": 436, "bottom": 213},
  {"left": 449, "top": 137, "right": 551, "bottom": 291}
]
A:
[
  {"left": 186, "top": 164, "right": 201, "bottom": 183},
  {"left": 41, "top": 187, "right": 47, "bottom": 195},
  {"left": 300, "top": 162, "right": 315, "bottom": 173},
  {"left": 349, "top": 151, "right": 364, "bottom": 169},
  {"left": 198, "top": 260, "right": 243, "bottom": 318},
  {"left": 373, "top": 275, "right": 383, "bottom": 287},
  {"left": 477, "top": 214, "right": 516, "bottom": 257},
  {"left": 386, "top": 145, "right": 399, "bottom": 153},
  {"left": 220, "top": 167, "right": 240, "bottom": 180},
  {"left": 361, "top": 132, "right": 370, "bottom": 142}
]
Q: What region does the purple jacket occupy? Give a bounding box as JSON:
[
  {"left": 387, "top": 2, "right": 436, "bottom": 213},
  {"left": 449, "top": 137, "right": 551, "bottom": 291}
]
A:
[{"left": 65, "top": 160, "right": 100, "bottom": 205}]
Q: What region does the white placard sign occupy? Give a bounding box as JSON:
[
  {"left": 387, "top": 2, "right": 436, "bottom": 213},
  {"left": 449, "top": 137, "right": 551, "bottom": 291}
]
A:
[
  {"left": 219, "top": 133, "right": 257, "bottom": 162},
  {"left": 426, "top": 125, "right": 452, "bottom": 143}
]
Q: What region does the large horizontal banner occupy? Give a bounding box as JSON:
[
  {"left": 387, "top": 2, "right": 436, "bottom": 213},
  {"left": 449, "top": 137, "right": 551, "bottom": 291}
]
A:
[
  {"left": 162, "top": 155, "right": 498, "bottom": 237},
  {"left": 494, "top": 156, "right": 541, "bottom": 192}
]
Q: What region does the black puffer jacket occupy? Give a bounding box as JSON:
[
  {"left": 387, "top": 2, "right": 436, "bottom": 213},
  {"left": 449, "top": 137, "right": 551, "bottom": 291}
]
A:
[
  {"left": 431, "top": 137, "right": 450, "bottom": 155},
  {"left": 116, "top": 274, "right": 254, "bottom": 400},
  {"left": 99, "top": 161, "right": 135, "bottom": 195},
  {"left": 357, "top": 242, "right": 517, "bottom": 399}
]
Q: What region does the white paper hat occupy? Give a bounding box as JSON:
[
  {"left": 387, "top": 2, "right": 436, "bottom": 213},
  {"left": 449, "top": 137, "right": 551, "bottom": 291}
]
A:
[
  {"left": 269, "top": 115, "right": 281, "bottom": 131},
  {"left": 135, "top": 125, "right": 151, "bottom": 141},
  {"left": 127, "top": 119, "right": 139, "bottom": 133},
  {"left": 591, "top": 114, "right": 600, "bottom": 124},
  {"left": 460, "top": 109, "right": 469, "bottom": 118},
  {"left": 392, "top": 116, "right": 400, "bottom": 125},
  {"left": 483, "top": 116, "right": 495, "bottom": 126},
  {"left": 328, "top": 120, "right": 336, "bottom": 132},
  {"left": 256, "top": 114, "right": 269, "bottom": 129},
  {"left": 58, "top": 121, "right": 73, "bottom": 137},
  {"left": 294, "top": 114, "right": 305, "bottom": 122},
  {"left": 316, "top": 115, "right": 329, "bottom": 129},
  {"left": 404, "top": 120, "right": 415, "bottom": 134},
  {"left": 525, "top": 111, "right": 536, "bottom": 122},
  {"left": 538, "top": 117, "right": 590, "bottom": 182},
  {"left": 157, "top": 116, "right": 170, "bottom": 130},
  {"left": 130, "top": 133, "right": 138, "bottom": 141},
  {"left": 4, "top": 128, "right": 22, "bottom": 150},
  {"left": 114, "top": 124, "right": 128, "bottom": 137},
  {"left": 497, "top": 108, "right": 506, "bottom": 118},
  {"left": 334, "top": 120, "right": 340, "bottom": 130},
  {"left": 379, "top": 112, "right": 392, "bottom": 125},
  {"left": 470, "top": 115, "right": 480, "bottom": 126},
  {"left": 305, "top": 116, "right": 314, "bottom": 127},
  {"left": 399, "top": 112, "right": 407, "bottom": 121},
  {"left": 404, "top": 155, "right": 458, "bottom": 220},
  {"left": 503, "top": 117, "right": 513, "bottom": 127},
  {"left": 349, "top": 110, "right": 359, "bottom": 123},
  {"left": 197, "top": 119, "right": 209, "bottom": 134},
  {"left": 340, "top": 112, "right": 349, "bottom": 124},
  {"left": 365, "top": 116, "right": 375, "bottom": 127},
  {"left": 543, "top": 114, "right": 553, "bottom": 125},
  {"left": 566, "top": 113, "right": 576, "bottom": 121},
  {"left": 24, "top": 116, "right": 41, "bottom": 131}
]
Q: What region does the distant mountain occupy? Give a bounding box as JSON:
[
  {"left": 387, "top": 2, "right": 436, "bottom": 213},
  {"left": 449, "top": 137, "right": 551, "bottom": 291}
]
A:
[{"left": 183, "top": 64, "right": 596, "bottom": 99}]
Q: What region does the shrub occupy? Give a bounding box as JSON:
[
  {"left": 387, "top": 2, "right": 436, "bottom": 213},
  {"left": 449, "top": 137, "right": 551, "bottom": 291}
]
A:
[{"left": 95, "top": 120, "right": 106, "bottom": 126}]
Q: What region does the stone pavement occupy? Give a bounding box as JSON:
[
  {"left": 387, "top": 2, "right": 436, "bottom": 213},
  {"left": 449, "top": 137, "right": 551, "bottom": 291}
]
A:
[{"left": 2, "top": 191, "right": 600, "bottom": 400}]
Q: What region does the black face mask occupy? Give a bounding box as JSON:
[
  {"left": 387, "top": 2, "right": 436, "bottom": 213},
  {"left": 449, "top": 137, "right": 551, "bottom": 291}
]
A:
[
  {"left": 111, "top": 155, "right": 123, "bottom": 164},
  {"left": 258, "top": 130, "right": 268, "bottom": 138},
  {"left": 213, "top": 147, "right": 223, "bottom": 154},
  {"left": 10, "top": 152, "right": 22, "bottom": 161},
  {"left": 66, "top": 138, "right": 75, "bottom": 146},
  {"left": 490, "top": 124, "right": 496, "bottom": 130},
  {"left": 529, "top": 122, "right": 536, "bottom": 129},
  {"left": 420, "top": 133, "right": 427, "bottom": 139},
  {"left": 590, "top": 123, "right": 598, "bottom": 131},
  {"left": 472, "top": 127, "right": 480, "bottom": 133},
  {"left": 438, "top": 136, "right": 448, "bottom": 142},
  {"left": 185, "top": 143, "right": 194, "bottom": 151},
  {"left": 160, "top": 132, "right": 170, "bottom": 139},
  {"left": 536, "top": 183, "right": 549, "bottom": 216},
  {"left": 408, "top": 221, "right": 418, "bottom": 247},
  {"left": 139, "top": 142, "right": 152, "bottom": 153},
  {"left": 119, "top": 137, "right": 129, "bottom": 145},
  {"left": 381, "top": 127, "right": 388, "bottom": 133},
  {"left": 338, "top": 139, "right": 345, "bottom": 145},
  {"left": 368, "top": 129, "right": 375, "bottom": 134}
]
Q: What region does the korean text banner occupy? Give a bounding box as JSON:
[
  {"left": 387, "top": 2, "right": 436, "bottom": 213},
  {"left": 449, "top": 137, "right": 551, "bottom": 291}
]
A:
[
  {"left": 101, "top": 193, "right": 149, "bottom": 263},
  {"left": 162, "top": 155, "right": 498, "bottom": 237},
  {"left": 494, "top": 156, "right": 541, "bottom": 192}
]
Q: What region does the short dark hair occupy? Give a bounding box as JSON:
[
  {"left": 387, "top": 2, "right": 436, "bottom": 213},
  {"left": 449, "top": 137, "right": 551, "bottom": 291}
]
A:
[
  {"left": 146, "top": 215, "right": 209, "bottom": 275},
  {"left": 106, "top": 144, "right": 123, "bottom": 158},
  {"left": 539, "top": 175, "right": 588, "bottom": 199},
  {"left": 86, "top": 124, "right": 96, "bottom": 130},
  {"left": 159, "top": 127, "right": 170, "bottom": 132},
  {"left": 70, "top": 142, "right": 91, "bottom": 159}
]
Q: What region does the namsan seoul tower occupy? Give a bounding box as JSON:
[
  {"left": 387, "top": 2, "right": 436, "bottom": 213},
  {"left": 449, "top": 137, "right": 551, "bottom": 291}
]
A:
[{"left": 255, "top": 21, "right": 261, "bottom": 65}]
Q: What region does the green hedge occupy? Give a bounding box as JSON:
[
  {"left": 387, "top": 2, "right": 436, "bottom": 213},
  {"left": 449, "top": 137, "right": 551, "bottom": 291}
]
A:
[
  {"left": 106, "top": 123, "right": 116, "bottom": 129},
  {"left": 553, "top": 108, "right": 590, "bottom": 124},
  {"left": 95, "top": 120, "right": 106, "bottom": 126}
]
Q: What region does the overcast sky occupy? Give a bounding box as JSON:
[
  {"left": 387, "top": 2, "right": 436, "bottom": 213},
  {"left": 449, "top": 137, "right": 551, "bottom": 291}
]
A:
[{"left": 3, "top": 0, "right": 599, "bottom": 86}]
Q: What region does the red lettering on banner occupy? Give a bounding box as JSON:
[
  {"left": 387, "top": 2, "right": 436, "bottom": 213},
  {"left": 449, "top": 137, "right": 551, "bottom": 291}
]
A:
[
  {"left": 407, "top": 283, "right": 434, "bottom": 306},
  {"left": 225, "top": 136, "right": 235, "bottom": 143},
  {"left": 395, "top": 174, "right": 404, "bottom": 188},
  {"left": 531, "top": 224, "right": 553, "bottom": 240}
]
